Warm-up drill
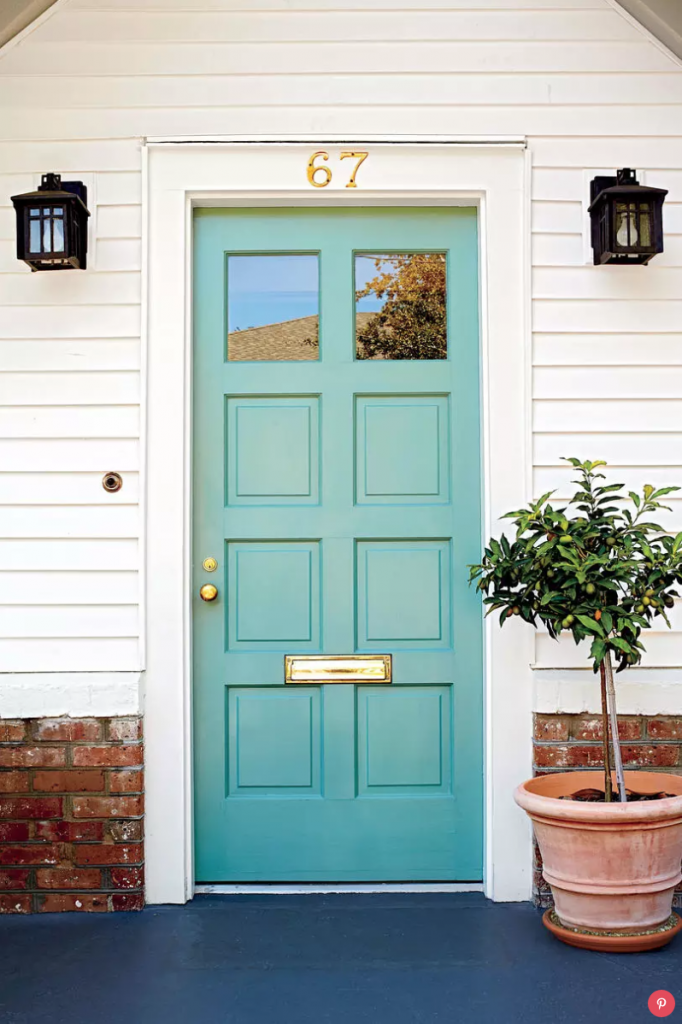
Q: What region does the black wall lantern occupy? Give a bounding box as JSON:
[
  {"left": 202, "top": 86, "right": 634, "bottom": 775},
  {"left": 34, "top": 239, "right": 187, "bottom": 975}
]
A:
[
  {"left": 11, "top": 173, "right": 90, "bottom": 271},
  {"left": 589, "top": 168, "right": 667, "bottom": 266}
]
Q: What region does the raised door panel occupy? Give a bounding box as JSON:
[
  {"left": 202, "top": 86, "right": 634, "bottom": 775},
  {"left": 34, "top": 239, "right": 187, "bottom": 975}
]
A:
[
  {"left": 226, "top": 396, "right": 320, "bottom": 506},
  {"left": 356, "top": 539, "right": 451, "bottom": 649},
  {"left": 355, "top": 395, "right": 450, "bottom": 505},
  {"left": 227, "top": 541, "right": 320, "bottom": 649}
]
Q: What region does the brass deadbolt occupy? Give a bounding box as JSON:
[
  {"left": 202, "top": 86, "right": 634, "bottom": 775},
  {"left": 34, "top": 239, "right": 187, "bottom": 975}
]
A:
[
  {"left": 102, "top": 472, "right": 123, "bottom": 493},
  {"left": 202, "top": 557, "right": 218, "bottom": 572},
  {"left": 200, "top": 584, "right": 218, "bottom": 602}
]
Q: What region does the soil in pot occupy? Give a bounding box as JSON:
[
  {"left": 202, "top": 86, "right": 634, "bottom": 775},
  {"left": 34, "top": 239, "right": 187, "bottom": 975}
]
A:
[{"left": 562, "top": 788, "right": 677, "bottom": 803}]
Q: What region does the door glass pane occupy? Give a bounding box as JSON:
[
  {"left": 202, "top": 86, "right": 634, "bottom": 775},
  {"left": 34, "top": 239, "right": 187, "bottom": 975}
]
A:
[
  {"left": 355, "top": 253, "right": 447, "bottom": 360},
  {"left": 227, "top": 254, "right": 319, "bottom": 361}
]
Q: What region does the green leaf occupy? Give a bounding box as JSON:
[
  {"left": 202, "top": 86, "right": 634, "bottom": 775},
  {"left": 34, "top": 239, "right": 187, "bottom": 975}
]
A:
[
  {"left": 576, "top": 613, "right": 604, "bottom": 635},
  {"left": 590, "top": 639, "right": 606, "bottom": 664}
]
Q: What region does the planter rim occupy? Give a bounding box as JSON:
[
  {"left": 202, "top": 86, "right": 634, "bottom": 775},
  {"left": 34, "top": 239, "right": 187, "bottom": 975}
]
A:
[{"left": 515, "top": 771, "right": 682, "bottom": 824}]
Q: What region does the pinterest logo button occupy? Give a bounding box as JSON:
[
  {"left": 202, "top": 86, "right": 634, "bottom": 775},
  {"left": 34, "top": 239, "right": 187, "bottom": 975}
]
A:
[{"left": 649, "top": 991, "right": 675, "bottom": 1017}]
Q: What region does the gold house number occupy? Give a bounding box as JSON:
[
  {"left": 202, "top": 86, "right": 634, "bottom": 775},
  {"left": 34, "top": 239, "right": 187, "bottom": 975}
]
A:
[{"left": 306, "top": 151, "right": 369, "bottom": 189}]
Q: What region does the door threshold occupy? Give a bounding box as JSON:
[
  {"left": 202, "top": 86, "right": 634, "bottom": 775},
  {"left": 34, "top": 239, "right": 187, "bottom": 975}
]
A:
[{"left": 194, "top": 883, "right": 484, "bottom": 895}]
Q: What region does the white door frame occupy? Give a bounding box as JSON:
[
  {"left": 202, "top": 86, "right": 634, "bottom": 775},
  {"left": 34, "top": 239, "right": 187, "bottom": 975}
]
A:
[{"left": 143, "top": 138, "right": 534, "bottom": 905}]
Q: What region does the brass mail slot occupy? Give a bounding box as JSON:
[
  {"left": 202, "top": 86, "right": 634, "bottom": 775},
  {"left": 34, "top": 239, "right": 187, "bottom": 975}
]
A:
[{"left": 285, "top": 654, "right": 392, "bottom": 684}]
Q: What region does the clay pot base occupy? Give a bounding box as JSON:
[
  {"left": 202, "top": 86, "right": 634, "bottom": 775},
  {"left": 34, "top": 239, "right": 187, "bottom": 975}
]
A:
[{"left": 543, "top": 909, "right": 682, "bottom": 953}]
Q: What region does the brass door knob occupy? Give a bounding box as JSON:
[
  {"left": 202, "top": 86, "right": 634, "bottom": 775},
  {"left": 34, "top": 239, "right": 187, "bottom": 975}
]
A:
[{"left": 199, "top": 584, "right": 218, "bottom": 602}]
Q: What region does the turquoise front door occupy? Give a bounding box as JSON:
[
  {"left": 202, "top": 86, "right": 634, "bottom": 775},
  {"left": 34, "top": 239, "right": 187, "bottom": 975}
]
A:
[{"left": 193, "top": 207, "right": 483, "bottom": 882}]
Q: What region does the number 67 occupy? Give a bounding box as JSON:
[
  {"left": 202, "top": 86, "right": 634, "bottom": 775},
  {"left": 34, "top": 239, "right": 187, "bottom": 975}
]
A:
[{"left": 307, "top": 151, "right": 369, "bottom": 189}]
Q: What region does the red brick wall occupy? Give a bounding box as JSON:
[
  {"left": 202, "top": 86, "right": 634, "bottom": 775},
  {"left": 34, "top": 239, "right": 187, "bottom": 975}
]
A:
[
  {"left": 532, "top": 713, "right": 682, "bottom": 909},
  {"left": 0, "top": 717, "right": 143, "bottom": 914}
]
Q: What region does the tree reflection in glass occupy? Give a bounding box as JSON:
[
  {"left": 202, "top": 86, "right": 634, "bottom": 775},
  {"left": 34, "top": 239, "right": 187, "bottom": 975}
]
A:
[{"left": 355, "top": 253, "right": 447, "bottom": 360}]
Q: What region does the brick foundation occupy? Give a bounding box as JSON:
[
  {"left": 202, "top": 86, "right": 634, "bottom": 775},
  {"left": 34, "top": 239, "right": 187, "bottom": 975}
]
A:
[
  {"left": 0, "top": 717, "right": 143, "bottom": 914},
  {"left": 532, "top": 713, "right": 682, "bottom": 909}
]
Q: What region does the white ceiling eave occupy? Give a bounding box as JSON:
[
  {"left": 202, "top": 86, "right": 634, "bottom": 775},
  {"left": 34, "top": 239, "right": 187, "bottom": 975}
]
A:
[{"left": 0, "top": 0, "right": 681, "bottom": 63}]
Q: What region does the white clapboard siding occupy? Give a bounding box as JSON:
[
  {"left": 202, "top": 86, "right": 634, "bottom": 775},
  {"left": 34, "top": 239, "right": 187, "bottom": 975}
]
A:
[
  {"left": 1, "top": 43, "right": 670, "bottom": 80},
  {"left": 0, "top": 571, "right": 138, "bottom": 604},
  {"left": 532, "top": 268, "right": 682, "bottom": 301},
  {"left": 95, "top": 240, "right": 142, "bottom": 273},
  {"left": 534, "top": 400, "right": 682, "bottom": 433},
  {"left": 0, "top": 606, "right": 139, "bottom": 640},
  {"left": 534, "top": 335, "right": 682, "bottom": 367},
  {"left": 0, "top": 340, "right": 140, "bottom": 372},
  {"left": 1, "top": 0, "right": 681, "bottom": 677},
  {"left": 0, "top": 439, "right": 139, "bottom": 472},
  {"left": 6, "top": 74, "right": 682, "bottom": 111},
  {"left": 0, "top": 639, "right": 140, "bottom": 672},
  {"left": 533, "top": 301, "right": 682, "bottom": 334},
  {"left": 0, "top": 372, "right": 139, "bottom": 406},
  {"left": 0, "top": 274, "right": 141, "bottom": 306},
  {"left": 97, "top": 206, "right": 142, "bottom": 240},
  {"left": 0, "top": 473, "right": 140, "bottom": 505},
  {"left": 0, "top": 141, "right": 140, "bottom": 175},
  {"left": 534, "top": 433, "right": 682, "bottom": 467},
  {"left": 0, "top": 539, "right": 138, "bottom": 571},
  {"left": 0, "top": 307, "right": 140, "bottom": 340},
  {"left": 534, "top": 368, "right": 682, "bottom": 401},
  {"left": 0, "top": 506, "right": 138, "bottom": 538},
  {"left": 37, "top": 11, "right": 638, "bottom": 44},
  {"left": 532, "top": 138, "right": 682, "bottom": 169},
  {"left": 8, "top": 106, "right": 682, "bottom": 142}
]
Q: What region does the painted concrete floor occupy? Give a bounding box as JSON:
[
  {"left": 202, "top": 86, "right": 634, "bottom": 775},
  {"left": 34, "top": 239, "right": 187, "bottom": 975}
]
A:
[{"left": 0, "top": 893, "right": 680, "bottom": 1023}]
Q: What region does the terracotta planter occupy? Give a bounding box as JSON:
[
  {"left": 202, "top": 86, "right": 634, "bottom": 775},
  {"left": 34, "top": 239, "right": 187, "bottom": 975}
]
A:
[{"left": 515, "top": 770, "right": 682, "bottom": 952}]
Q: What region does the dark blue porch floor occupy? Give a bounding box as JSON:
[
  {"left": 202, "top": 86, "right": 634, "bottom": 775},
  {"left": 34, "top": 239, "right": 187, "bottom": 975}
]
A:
[{"left": 0, "top": 893, "right": 679, "bottom": 1023}]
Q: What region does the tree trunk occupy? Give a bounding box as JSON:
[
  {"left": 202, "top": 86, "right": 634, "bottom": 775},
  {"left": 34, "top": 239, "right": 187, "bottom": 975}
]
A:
[
  {"left": 604, "top": 649, "right": 627, "bottom": 802},
  {"left": 599, "top": 662, "right": 613, "bottom": 802}
]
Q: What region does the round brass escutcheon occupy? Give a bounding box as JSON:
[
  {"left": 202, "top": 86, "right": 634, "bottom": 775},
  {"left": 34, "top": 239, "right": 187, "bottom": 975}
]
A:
[
  {"left": 102, "top": 471, "right": 123, "bottom": 493},
  {"left": 202, "top": 557, "right": 218, "bottom": 573},
  {"left": 199, "top": 584, "right": 218, "bottom": 602}
]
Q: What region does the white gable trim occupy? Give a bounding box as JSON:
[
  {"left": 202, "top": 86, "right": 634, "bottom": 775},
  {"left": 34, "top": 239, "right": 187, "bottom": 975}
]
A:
[
  {"left": 0, "top": 0, "right": 66, "bottom": 60},
  {"left": 605, "top": 0, "right": 682, "bottom": 68}
]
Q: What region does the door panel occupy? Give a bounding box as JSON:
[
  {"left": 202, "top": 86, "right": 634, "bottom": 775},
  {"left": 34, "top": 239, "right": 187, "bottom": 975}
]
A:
[{"left": 193, "top": 207, "right": 483, "bottom": 882}]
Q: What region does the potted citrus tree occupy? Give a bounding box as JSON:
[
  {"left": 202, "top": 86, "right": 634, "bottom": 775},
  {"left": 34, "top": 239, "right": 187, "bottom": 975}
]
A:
[{"left": 470, "top": 458, "right": 682, "bottom": 952}]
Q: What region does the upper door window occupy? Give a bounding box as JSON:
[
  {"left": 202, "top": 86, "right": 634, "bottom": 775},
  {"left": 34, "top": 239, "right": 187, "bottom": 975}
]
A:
[
  {"left": 355, "top": 253, "right": 447, "bottom": 360},
  {"left": 227, "top": 254, "right": 319, "bottom": 361}
]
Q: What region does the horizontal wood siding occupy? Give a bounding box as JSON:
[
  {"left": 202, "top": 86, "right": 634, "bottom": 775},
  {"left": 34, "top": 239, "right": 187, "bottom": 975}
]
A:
[{"left": 0, "top": 0, "right": 680, "bottom": 677}]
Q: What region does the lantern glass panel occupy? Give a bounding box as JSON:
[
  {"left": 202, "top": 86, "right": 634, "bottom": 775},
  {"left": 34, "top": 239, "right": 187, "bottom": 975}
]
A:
[
  {"left": 615, "top": 203, "right": 639, "bottom": 249},
  {"left": 53, "top": 219, "right": 64, "bottom": 252},
  {"left": 53, "top": 209, "right": 65, "bottom": 252},
  {"left": 29, "top": 218, "right": 41, "bottom": 252},
  {"left": 639, "top": 203, "right": 652, "bottom": 247}
]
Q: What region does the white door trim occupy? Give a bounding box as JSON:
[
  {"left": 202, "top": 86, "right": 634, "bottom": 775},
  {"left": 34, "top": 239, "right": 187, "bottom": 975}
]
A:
[{"left": 144, "top": 139, "right": 534, "bottom": 905}]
